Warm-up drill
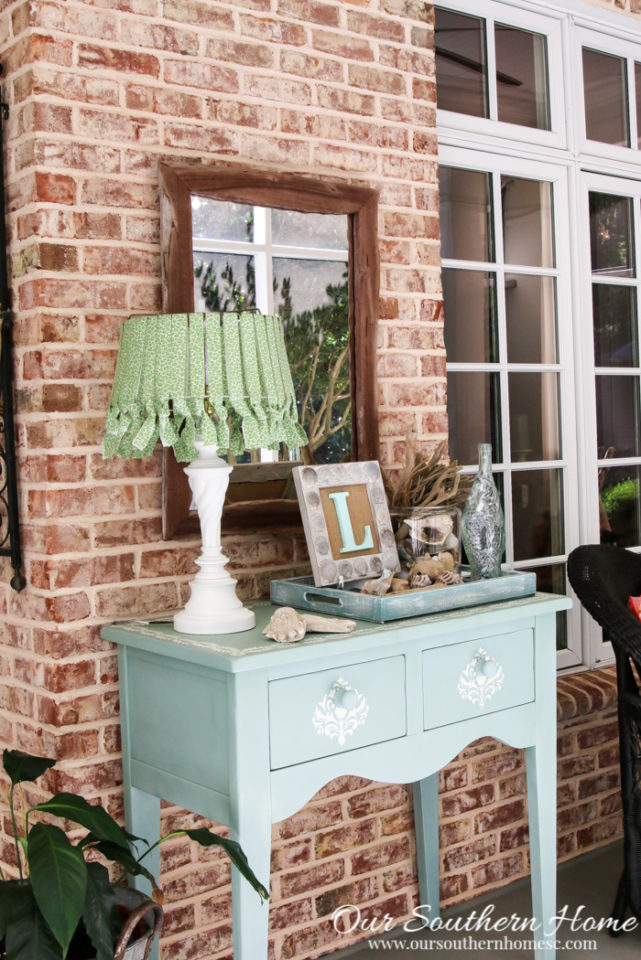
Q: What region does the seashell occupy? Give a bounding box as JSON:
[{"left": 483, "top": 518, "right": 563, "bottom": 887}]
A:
[
  {"left": 409, "top": 558, "right": 444, "bottom": 581},
  {"left": 361, "top": 576, "right": 393, "bottom": 596},
  {"left": 301, "top": 613, "right": 356, "bottom": 634},
  {"left": 263, "top": 607, "right": 306, "bottom": 643},
  {"left": 437, "top": 570, "right": 464, "bottom": 585},
  {"left": 410, "top": 572, "right": 433, "bottom": 588},
  {"left": 443, "top": 532, "right": 459, "bottom": 554},
  {"left": 390, "top": 578, "right": 409, "bottom": 592}
]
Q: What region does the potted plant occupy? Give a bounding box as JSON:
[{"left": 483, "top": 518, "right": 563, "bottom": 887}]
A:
[{"left": 0, "top": 749, "right": 268, "bottom": 960}]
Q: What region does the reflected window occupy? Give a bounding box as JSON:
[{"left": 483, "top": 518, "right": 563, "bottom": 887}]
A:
[
  {"left": 583, "top": 48, "right": 630, "bottom": 147},
  {"left": 496, "top": 24, "right": 550, "bottom": 130},
  {"left": 589, "top": 193, "right": 634, "bottom": 277},
  {"left": 435, "top": 8, "right": 488, "bottom": 118},
  {"left": 192, "top": 197, "right": 350, "bottom": 464}
]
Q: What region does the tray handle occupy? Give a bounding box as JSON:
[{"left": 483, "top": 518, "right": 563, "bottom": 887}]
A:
[{"left": 303, "top": 591, "right": 345, "bottom": 609}]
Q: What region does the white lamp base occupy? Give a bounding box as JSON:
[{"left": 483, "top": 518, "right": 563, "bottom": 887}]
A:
[{"left": 174, "top": 441, "right": 256, "bottom": 636}]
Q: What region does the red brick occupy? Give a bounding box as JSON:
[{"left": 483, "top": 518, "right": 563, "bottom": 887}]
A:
[
  {"left": 443, "top": 835, "right": 496, "bottom": 872},
  {"left": 471, "top": 852, "right": 525, "bottom": 888},
  {"left": 78, "top": 44, "right": 160, "bottom": 77},
  {"left": 42, "top": 384, "right": 83, "bottom": 412},
  {"left": 315, "top": 877, "right": 377, "bottom": 917},
  {"left": 121, "top": 20, "right": 199, "bottom": 54},
  {"left": 95, "top": 582, "right": 180, "bottom": 618},
  {"left": 271, "top": 838, "right": 312, "bottom": 871},
  {"left": 206, "top": 37, "right": 274, "bottom": 67},
  {"left": 313, "top": 29, "right": 374, "bottom": 61},
  {"left": 347, "top": 11, "right": 405, "bottom": 40},
  {"left": 351, "top": 838, "right": 411, "bottom": 875},
  {"left": 163, "top": 0, "right": 235, "bottom": 28},
  {"left": 278, "top": 0, "right": 340, "bottom": 27},
  {"left": 474, "top": 799, "right": 526, "bottom": 833},
  {"left": 349, "top": 63, "right": 405, "bottom": 95},
  {"left": 34, "top": 172, "right": 76, "bottom": 205},
  {"left": 314, "top": 819, "right": 377, "bottom": 858},
  {"left": 281, "top": 49, "right": 343, "bottom": 81},
  {"left": 317, "top": 85, "right": 375, "bottom": 115},
  {"left": 348, "top": 784, "right": 408, "bottom": 818},
  {"left": 207, "top": 99, "right": 277, "bottom": 130},
  {"left": 164, "top": 60, "right": 239, "bottom": 93}
]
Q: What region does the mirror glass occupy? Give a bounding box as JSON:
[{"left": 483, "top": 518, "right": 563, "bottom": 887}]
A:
[{"left": 191, "top": 197, "right": 352, "bottom": 473}]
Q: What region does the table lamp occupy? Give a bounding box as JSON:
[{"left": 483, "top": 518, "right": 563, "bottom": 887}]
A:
[{"left": 103, "top": 311, "right": 307, "bottom": 636}]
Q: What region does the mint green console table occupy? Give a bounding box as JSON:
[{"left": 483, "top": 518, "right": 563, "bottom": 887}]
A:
[{"left": 103, "top": 592, "right": 569, "bottom": 960}]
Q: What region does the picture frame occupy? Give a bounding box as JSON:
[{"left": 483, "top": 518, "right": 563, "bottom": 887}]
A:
[{"left": 292, "top": 461, "right": 400, "bottom": 587}]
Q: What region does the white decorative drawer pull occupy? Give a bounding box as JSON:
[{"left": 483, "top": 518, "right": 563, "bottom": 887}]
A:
[
  {"left": 313, "top": 677, "right": 369, "bottom": 745},
  {"left": 457, "top": 648, "right": 504, "bottom": 708}
]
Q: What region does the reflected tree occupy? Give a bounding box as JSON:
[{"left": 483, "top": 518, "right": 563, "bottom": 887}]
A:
[{"left": 194, "top": 248, "right": 351, "bottom": 462}]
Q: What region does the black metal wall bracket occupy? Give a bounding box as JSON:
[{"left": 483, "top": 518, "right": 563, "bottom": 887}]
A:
[{"left": 0, "top": 66, "right": 25, "bottom": 592}]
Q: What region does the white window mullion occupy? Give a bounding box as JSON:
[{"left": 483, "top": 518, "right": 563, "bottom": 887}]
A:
[{"left": 486, "top": 15, "right": 499, "bottom": 122}]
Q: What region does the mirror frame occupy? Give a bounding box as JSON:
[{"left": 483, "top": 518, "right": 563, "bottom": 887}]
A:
[{"left": 159, "top": 162, "right": 380, "bottom": 539}]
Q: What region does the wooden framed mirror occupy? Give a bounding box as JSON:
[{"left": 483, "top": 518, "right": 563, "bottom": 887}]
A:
[{"left": 159, "top": 162, "right": 380, "bottom": 538}]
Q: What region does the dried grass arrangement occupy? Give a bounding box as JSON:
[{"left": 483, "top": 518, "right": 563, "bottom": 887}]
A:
[{"left": 386, "top": 429, "right": 472, "bottom": 510}]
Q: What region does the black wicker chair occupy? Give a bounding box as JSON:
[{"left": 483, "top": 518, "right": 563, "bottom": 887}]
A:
[{"left": 567, "top": 544, "right": 641, "bottom": 933}]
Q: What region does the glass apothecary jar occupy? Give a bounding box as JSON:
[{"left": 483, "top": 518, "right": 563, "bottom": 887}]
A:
[{"left": 390, "top": 505, "right": 461, "bottom": 571}]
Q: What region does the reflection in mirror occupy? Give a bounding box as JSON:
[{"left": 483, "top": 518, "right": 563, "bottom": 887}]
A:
[
  {"left": 191, "top": 197, "right": 351, "bottom": 465},
  {"left": 159, "top": 164, "right": 379, "bottom": 538}
]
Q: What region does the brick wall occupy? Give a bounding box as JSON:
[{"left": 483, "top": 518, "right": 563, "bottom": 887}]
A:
[{"left": 0, "top": 1, "right": 627, "bottom": 959}]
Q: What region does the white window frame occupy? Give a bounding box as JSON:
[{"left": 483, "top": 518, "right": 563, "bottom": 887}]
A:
[{"left": 437, "top": 0, "right": 641, "bottom": 671}]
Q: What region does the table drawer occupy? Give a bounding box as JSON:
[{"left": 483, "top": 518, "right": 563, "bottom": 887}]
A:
[
  {"left": 423, "top": 629, "right": 534, "bottom": 729},
  {"left": 269, "top": 656, "right": 406, "bottom": 769}
]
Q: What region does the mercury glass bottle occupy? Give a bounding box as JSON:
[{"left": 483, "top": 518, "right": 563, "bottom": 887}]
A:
[{"left": 461, "top": 443, "right": 505, "bottom": 580}]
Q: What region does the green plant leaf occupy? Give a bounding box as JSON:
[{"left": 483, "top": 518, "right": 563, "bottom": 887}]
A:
[
  {"left": 82, "top": 862, "right": 117, "bottom": 960},
  {"left": 28, "top": 822, "right": 88, "bottom": 957},
  {"left": 90, "top": 841, "right": 159, "bottom": 895},
  {"left": 4, "top": 883, "right": 63, "bottom": 960},
  {"left": 0, "top": 880, "right": 28, "bottom": 940},
  {"left": 32, "top": 794, "right": 132, "bottom": 851},
  {"left": 3, "top": 749, "right": 55, "bottom": 786},
  {"left": 184, "top": 828, "right": 269, "bottom": 902}
]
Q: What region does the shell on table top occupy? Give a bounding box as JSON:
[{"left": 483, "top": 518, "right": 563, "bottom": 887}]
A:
[
  {"left": 262, "top": 607, "right": 306, "bottom": 643},
  {"left": 301, "top": 612, "right": 356, "bottom": 633}
]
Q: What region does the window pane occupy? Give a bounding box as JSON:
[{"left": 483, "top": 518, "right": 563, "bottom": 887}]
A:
[
  {"left": 273, "top": 258, "right": 347, "bottom": 316},
  {"left": 505, "top": 274, "right": 557, "bottom": 364},
  {"left": 512, "top": 469, "right": 564, "bottom": 560},
  {"left": 589, "top": 194, "right": 634, "bottom": 277},
  {"left": 509, "top": 373, "right": 561, "bottom": 462},
  {"left": 272, "top": 210, "right": 347, "bottom": 250},
  {"left": 596, "top": 375, "right": 641, "bottom": 458},
  {"left": 502, "top": 177, "right": 554, "bottom": 268},
  {"left": 439, "top": 167, "right": 494, "bottom": 263},
  {"left": 193, "top": 252, "right": 255, "bottom": 311},
  {"left": 583, "top": 48, "right": 630, "bottom": 147},
  {"left": 443, "top": 269, "right": 498, "bottom": 363},
  {"left": 636, "top": 63, "right": 641, "bottom": 149},
  {"left": 274, "top": 259, "right": 350, "bottom": 464},
  {"left": 521, "top": 564, "right": 567, "bottom": 648},
  {"left": 592, "top": 284, "right": 638, "bottom": 367},
  {"left": 191, "top": 197, "right": 254, "bottom": 242},
  {"left": 600, "top": 464, "right": 641, "bottom": 547},
  {"left": 435, "top": 8, "right": 488, "bottom": 118},
  {"left": 447, "top": 371, "right": 502, "bottom": 466},
  {"left": 495, "top": 24, "right": 549, "bottom": 130}
]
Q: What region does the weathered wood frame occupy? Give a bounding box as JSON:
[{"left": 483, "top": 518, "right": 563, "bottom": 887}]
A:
[{"left": 159, "top": 162, "right": 380, "bottom": 539}]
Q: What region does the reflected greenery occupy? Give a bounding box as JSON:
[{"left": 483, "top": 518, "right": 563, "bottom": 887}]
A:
[{"left": 194, "top": 215, "right": 351, "bottom": 462}]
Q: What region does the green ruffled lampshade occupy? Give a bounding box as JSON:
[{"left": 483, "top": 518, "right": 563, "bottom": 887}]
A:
[{"left": 103, "top": 312, "right": 308, "bottom": 462}]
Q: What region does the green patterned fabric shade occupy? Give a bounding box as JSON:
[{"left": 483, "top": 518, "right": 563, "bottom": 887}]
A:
[{"left": 103, "top": 312, "right": 308, "bottom": 462}]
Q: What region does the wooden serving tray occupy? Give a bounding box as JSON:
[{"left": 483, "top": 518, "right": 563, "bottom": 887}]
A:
[{"left": 270, "top": 569, "right": 537, "bottom": 624}]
